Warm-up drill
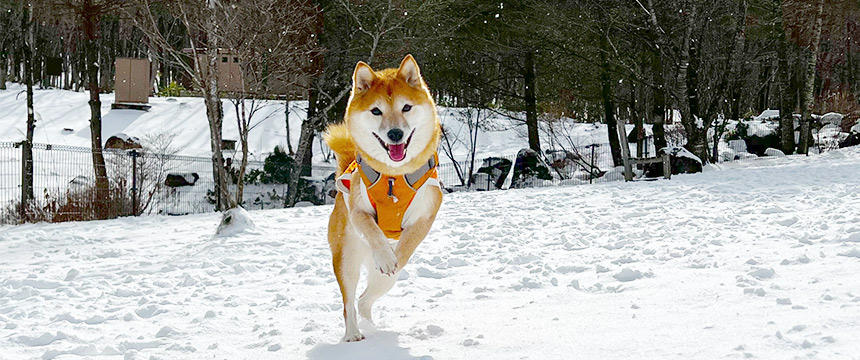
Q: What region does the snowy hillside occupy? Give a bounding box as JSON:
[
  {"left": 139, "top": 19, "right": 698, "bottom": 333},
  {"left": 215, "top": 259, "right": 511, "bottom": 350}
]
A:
[
  {"left": 0, "top": 83, "right": 647, "bottom": 164},
  {"left": 1, "top": 146, "right": 858, "bottom": 359}
]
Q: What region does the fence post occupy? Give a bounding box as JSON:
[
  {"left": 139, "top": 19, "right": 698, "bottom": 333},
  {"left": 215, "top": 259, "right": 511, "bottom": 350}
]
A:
[
  {"left": 129, "top": 150, "right": 139, "bottom": 215},
  {"left": 585, "top": 144, "right": 598, "bottom": 184},
  {"left": 662, "top": 153, "right": 671, "bottom": 179}
]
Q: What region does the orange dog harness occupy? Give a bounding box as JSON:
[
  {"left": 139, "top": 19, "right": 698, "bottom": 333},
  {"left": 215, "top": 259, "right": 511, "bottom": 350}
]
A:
[{"left": 337, "top": 153, "right": 439, "bottom": 240}]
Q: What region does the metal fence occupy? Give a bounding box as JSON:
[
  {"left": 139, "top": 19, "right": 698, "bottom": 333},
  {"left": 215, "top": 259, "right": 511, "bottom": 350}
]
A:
[
  {"left": 0, "top": 142, "right": 336, "bottom": 224},
  {"left": 1, "top": 118, "right": 851, "bottom": 224}
]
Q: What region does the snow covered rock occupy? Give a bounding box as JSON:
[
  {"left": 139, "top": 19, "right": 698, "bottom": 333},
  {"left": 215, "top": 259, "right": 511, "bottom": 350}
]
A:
[
  {"left": 104, "top": 133, "right": 142, "bottom": 150},
  {"left": 764, "top": 148, "right": 785, "bottom": 157},
  {"left": 843, "top": 110, "right": 860, "bottom": 133},
  {"left": 644, "top": 147, "right": 702, "bottom": 177},
  {"left": 164, "top": 173, "right": 199, "bottom": 187},
  {"left": 323, "top": 172, "right": 337, "bottom": 204},
  {"left": 215, "top": 207, "right": 256, "bottom": 237},
  {"left": 472, "top": 157, "right": 513, "bottom": 190},
  {"left": 296, "top": 176, "right": 328, "bottom": 205},
  {"left": 510, "top": 149, "right": 553, "bottom": 188},
  {"left": 839, "top": 132, "right": 860, "bottom": 149},
  {"left": 753, "top": 109, "right": 780, "bottom": 121},
  {"left": 819, "top": 112, "right": 843, "bottom": 126},
  {"left": 469, "top": 173, "right": 493, "bottom": 191},
  {"left": 744, "top": 132, "right": 781, "bottom": 156}
]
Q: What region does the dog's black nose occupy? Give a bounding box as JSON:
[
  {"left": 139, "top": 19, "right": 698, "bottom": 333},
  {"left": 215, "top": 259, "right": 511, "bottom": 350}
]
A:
[{"left": 387, "top": 128, "right": 404, "bottom": 143}]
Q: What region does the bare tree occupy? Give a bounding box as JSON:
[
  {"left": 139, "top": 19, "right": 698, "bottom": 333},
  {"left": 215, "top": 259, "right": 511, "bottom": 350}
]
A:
[
  {"left": 437, "top": 107, "right": 486, "bottom": 187},
  {"left": 797, "top": 0, "right": 825, "bottom": 154},
  {"left": 51, "top": 0, "right": 131, "bottom": 219},
  {"left": 20, "top": 1, "right": 35, "bottom": 215},
  {"left": 130, "top": 0, "right": 240, "bottom": 210},
  {"left": 216, "top": 0, "right": 318, "bottom": 205}
]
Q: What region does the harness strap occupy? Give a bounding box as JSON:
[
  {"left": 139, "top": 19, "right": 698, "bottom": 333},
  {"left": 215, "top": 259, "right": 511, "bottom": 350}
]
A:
[
  {"left": 405, "top": 155, "right": 438, "bottom": 187},
  {"left": 354, "top": 152, "right": 438, "bottom": 188},
  {"left": 355, "top": 153, "right": 381, "bottom": 185}
]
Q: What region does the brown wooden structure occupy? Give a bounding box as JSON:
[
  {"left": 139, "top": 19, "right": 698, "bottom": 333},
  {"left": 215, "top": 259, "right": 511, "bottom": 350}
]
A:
[{"left": 113, "top": 58, "right": 152, "bottom": 110}]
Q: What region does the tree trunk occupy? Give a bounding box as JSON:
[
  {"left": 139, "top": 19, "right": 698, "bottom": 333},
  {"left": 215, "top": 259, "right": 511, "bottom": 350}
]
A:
[
  {"left": 83, "top": 6, "right": 110, "bottom": 220},
  {"left": 0, "top": 55, "right": 7, "bottom": 90},
  {"left": 632, "top": 86, "right": 644, "bottom": 158},
  {"left": 285, "top": 100, "right": 294, "bottom": 155},
  {"left": 21, "top": 3, "right": 35, "bottom": 217},
  {"left": 201, "top": 1, "right": 233, "bottom": 211},
  {"left": 645, "top": 0, "right": 668, "bottom": 152},
  {"left": 798, "top": 0, "right": 824, "bottom": 155},
  {"left": 777, "top": 22, "right": 796, "bottom": 154},
  {"left": 233, "top": 100, "right": 246, "bottom": 206},
  {"left": 649, "top": 48, "right": 667, "bottom": 152},
  {"left": 286, "top": 86, "right": 318, "bottom": 207},
  {"left": 599, "top": 33, "right": 623, "bottom": 166},
  {"left": 677, "top": 4, "right": 707, "bottom": 161},
  {"left": 523, "top": 49, "right": 540, "bottom": 153},
  {"left": 729, "top": 0, "right": 747, "bottom": 121}
]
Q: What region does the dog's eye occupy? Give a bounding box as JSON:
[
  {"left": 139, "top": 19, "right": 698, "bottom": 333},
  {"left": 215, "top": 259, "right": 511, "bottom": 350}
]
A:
[
  {"left": 402, "top": 104, "right": 412, "bottom": 112},
  {"left": 370, "top": 107, "right": 382, "bottom": 116}
]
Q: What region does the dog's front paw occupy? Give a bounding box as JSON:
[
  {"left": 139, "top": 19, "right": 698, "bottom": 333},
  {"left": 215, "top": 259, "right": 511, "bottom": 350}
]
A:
[
  {"left": 343, "top": 331, "right": 365, "bottom": 342},
  {"left": 372, "top": 245, "right": 398, "bottom": 276}
]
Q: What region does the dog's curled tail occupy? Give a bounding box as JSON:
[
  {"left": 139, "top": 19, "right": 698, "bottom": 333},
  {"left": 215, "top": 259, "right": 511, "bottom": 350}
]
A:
[{"left": 323, "top": 122, "right": 355, "bottom": 174}]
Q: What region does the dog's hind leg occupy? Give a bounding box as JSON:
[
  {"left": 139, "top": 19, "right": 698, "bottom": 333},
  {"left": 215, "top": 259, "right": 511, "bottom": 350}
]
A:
[
  {"left": 358, "top": 264, "right": 397, "bottom": 322},
  {"left": 329, "top": 196, "right": 366, "bottom": 342},
  {"left": 334, "top": 238, "right": 365, "bottom": 342}
]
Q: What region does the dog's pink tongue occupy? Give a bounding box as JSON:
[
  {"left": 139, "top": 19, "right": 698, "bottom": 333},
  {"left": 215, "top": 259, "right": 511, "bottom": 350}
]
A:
[{"left": 388, "top": 143, "right": 406, "bottom": 162}]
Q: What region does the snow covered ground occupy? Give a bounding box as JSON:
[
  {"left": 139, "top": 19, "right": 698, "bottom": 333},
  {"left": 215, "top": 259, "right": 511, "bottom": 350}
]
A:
[{"left": 2, "top": 145, "right": 858, "bottom": 359}]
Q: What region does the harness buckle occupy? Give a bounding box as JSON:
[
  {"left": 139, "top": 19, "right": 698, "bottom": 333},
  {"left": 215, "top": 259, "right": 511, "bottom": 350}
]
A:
[{"left": 388, "top": 178, "right": 399, "bottom": 203}]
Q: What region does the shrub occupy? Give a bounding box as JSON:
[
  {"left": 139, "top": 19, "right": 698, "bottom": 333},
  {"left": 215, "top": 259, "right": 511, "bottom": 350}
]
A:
[
  {"left": 157, "top": 81, "right": 184, "bottom": 97},
  {"left": 244, "top": 146, "right": 295, "bottom": 185}
]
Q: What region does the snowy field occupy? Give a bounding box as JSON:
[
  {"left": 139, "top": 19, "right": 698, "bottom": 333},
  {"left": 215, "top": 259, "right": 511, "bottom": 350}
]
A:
[{"left": 1, "top": 146, "right": 859, "bottom": 359}]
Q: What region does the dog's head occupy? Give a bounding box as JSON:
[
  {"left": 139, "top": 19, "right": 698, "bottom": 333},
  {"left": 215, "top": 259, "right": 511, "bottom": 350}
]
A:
[{"left": 344, "top": 55, "right": 440, "bottom": 175}]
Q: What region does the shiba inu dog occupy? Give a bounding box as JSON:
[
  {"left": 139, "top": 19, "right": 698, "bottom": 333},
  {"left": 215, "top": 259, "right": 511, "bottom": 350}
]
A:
[{"left": 323, "top": 55, "right": 443, "bottom": 342}]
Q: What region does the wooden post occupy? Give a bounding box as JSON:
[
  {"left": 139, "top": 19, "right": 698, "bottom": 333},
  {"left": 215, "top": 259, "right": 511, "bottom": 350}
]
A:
[
  {"left": 662, "top": 153, "right": 671, "bottom": 179},
  {"left": 616, "top": 118, "right": 633, "bottom": 181}
]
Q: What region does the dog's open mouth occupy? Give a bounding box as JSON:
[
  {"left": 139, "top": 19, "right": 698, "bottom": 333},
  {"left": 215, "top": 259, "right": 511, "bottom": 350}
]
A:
[{"left": 374, "top": 130, "right": 414, "bottom": 162}]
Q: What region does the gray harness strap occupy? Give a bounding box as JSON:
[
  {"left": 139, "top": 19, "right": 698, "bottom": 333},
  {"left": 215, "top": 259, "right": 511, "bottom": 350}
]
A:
[
  {"left": 405, "top": 156, "right": 437, "bottom": 188},
  {"left": 355, "top": 153, "right": 381, "bottom": 186},
  {"left": 355, "top": 153, "right": 437, "bottom": 188}
]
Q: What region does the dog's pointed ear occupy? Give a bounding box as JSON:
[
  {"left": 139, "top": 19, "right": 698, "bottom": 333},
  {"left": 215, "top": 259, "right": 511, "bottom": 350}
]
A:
[
  {"left": 397, "top": 54, "right": 422, "bottom": 88},
  {"left": 353, "top": 61, "right": 375, "bottom": 93}
]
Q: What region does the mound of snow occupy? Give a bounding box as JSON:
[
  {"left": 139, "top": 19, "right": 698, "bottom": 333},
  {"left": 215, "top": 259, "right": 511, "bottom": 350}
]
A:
[
  {"left": 215, "top": 207, "right": 257, "bottom": 237},
  {"left": 754, "top": 109, "right": 780, "bottom": 121},
  {"left": 819, "top": 112, "right": 843, "bottom": 126},
  {"left": 764, "top": 148, "right": 785, "bottom": 157}
]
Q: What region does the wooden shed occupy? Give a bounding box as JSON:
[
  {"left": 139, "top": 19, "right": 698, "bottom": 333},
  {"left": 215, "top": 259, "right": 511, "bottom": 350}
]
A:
[{"left": 114, "top": 58, "right": 151, "bottom": 108}]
